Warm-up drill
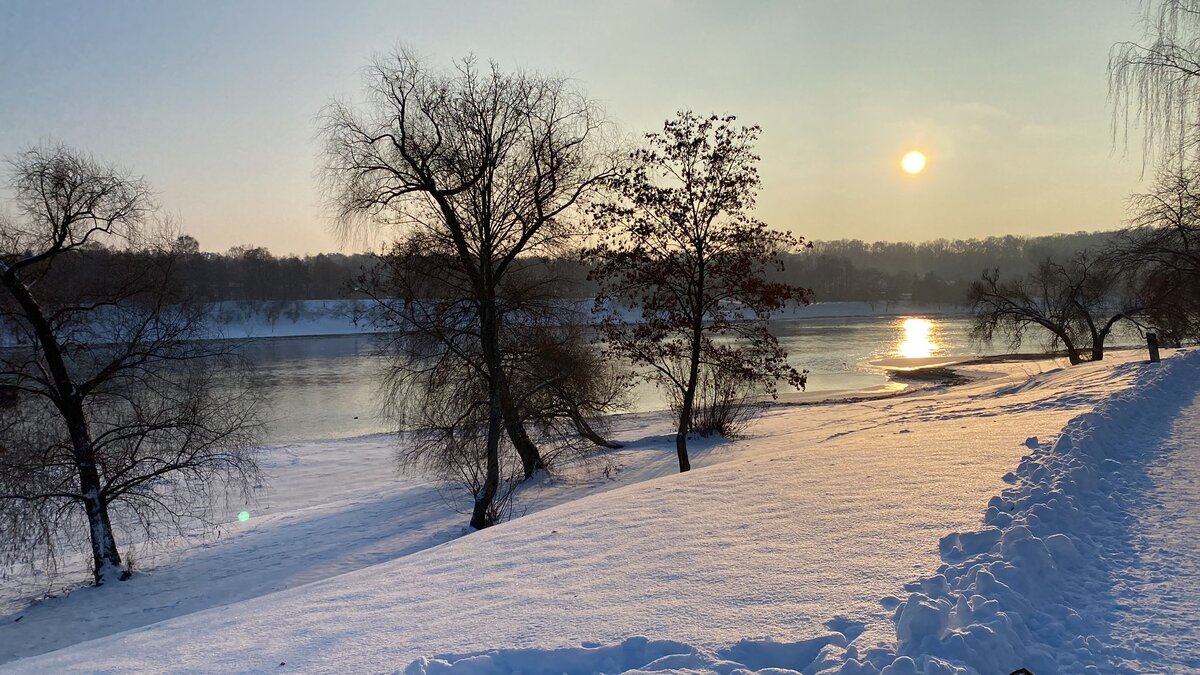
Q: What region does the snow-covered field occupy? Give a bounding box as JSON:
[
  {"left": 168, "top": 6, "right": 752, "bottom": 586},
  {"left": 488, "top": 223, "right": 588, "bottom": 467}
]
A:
[{"left": 2, "top": 350, "right": 1196, "bottom": 674}]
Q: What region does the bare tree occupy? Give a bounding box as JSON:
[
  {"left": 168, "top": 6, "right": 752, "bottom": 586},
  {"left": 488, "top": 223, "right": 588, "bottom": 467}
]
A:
[
  {"left": 968, "top": 253, "right": 1143, "bottom": 364},
  {"left": 359, "top": 241, "right": 627, "bottom": 527},
  {"left": 321, "top": 50, "right": 616, "bottom": 528},
  {"left": 1110, "top": 0, "right": 1200, "bottom": 163},
  {"left": 587, "top": 112, "right": 812, "bottom": 472},
  {"left": 0, "top": 145, "right": 263, "bottom": 584},
  {"left": 1108, "top": 0, "right": 1200, "bottom": 342},
  {"left": 1119, "top": 160, "right": 1200, "bottom": 341},
  {"left": 378, "top": 320, "right": 524, "bottom": 527}
]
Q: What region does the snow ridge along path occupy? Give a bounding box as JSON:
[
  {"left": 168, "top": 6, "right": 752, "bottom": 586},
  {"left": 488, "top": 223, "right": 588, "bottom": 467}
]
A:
[
  {"left": 855, "top": 348, "right": 1200, "bottom": 674},
  {"left": 3, "top": 353, "right": 1181, "bottom": 673}
]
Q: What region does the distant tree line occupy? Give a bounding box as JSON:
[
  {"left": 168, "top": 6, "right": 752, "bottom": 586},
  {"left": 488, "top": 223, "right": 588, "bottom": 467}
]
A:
[
  {"left": 39, "top": 230, "right": 1118, "bottom": 308},
  {"left": 167, "top": 240, "right": 372, "bottom": 302},
  {"left": 779, "top": 231, "right": 1120, "bottom": 304}
]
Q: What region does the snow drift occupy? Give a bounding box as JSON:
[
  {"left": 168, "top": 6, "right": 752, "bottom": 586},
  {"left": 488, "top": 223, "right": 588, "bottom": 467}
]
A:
[{"left": 863, "top": 350, "right": 1198, "bottom": 674}]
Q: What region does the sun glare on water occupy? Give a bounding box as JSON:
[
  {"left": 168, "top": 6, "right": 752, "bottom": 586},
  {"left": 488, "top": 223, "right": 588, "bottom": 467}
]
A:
[
  {"left": 897, "top": 318, "right": 938, "bottom": 359},
  {"left": 901, "top": 150, "right": 926, "bottom": 175}
]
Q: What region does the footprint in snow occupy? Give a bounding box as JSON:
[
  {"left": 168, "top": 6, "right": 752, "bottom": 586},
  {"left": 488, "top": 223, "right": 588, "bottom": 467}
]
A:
[{"left": 824, "top": 616, "right": 867, "bottom": 641}]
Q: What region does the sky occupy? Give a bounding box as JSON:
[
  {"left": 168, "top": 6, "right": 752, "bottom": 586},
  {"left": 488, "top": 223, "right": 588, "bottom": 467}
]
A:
[{"left": 0, "top": 1, "right": 1154, "bottom": 255}]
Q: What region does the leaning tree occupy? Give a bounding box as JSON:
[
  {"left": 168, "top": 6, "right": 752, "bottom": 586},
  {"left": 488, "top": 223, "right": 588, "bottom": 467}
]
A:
[
  {"left": 968, "top": 252, "right": 1144, "bottom": 364},
  {"left": 321, "top": 50, "right": 617, "bottom": 528},
  {"left": 0, "top": 145, "right": 263, "bottom": 584},
  {"left": 587, "top": 112, "right": 812, "bottom": 473}
]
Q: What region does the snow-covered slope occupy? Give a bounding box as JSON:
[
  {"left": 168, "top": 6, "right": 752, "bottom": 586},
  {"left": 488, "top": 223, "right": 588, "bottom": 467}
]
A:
[
  {"left": 404, "top": 350, "right": 1200, "bottom": 675},
  {"left": 851, "top": 348, "right": 1200, "bottom": 674},
  {"left": 3, "top": 352, "right": 1186, "bottom": 674}
]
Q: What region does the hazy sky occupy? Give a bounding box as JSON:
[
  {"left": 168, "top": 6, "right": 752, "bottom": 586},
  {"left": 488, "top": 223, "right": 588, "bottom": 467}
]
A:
[{"left": 0, "top": 1, "right": 1152, "bottom": 255}]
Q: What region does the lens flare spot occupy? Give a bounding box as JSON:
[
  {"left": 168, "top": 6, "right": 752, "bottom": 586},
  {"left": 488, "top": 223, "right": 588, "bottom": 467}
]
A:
[{"left": 238, "top": 511, "right": 250, "bottom": 522}]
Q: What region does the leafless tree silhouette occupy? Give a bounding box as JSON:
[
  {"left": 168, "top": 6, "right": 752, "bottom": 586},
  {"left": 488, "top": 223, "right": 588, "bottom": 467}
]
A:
[
  {"left": 968, "top": 253, "right": 1144, "bottom": 364},
  {"left": 1118, "top": 160, "right": 1200, "bottom": 341},
  {"left": 321, "top": 49, "right": 618, "bottom": 528},
  {"left": 0, "top": 145, "right": 264, "bottom": 584}
]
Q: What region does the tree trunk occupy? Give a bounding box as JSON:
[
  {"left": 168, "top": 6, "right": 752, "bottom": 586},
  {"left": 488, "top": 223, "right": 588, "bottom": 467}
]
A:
[
  {"left": 76, "top": 463, "right": 124, "bottom": 582},
  {"left": 568, "top": 404, "right": 623, "bottom": 449},
  {"left": 1091, "top": 321, "right": 1118, "bottom": 362},
  {"left": 1082, "top": 312, "right": 1106, "bottom": 362},
  {"left": 1, "top": 267, "right": 125, "bottom": 583},
  {"left": 497, "top": 373, "right": 545, "bottom": 479},
  {"left": 471, "top": 299, "right": 504, "bottom": 529},
  {"left": 470, "top": 386, "right": 503, "bottom": 530},
  {"left": 65, "top": 405, "right": 124, "bottom": 583},
  {"left": 674, "top": 417, "right": 692, "bottom": 472},
  {"left": 1053, "top": 329, "right": 1083, "bottom": 365},
  {"left": 675, "top": 321, "right": 704, "bottom": 473}
]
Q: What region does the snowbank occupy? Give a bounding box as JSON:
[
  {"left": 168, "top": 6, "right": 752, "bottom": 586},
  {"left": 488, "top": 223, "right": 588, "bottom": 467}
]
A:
[
  {"left": 1, "top": 298, "right": 962, "bottom": 346},
  {"left": 205, "top": 299, "right": 367, "bottom": 339},
  {"left": 405, "top": 634, "right": 854, "bottom": 675},
  {"left": 775, "top": 301, "right": 968, "bottom": 321},
  {"left": 857, "top": 348, "right": 1200, "bottom": 674}
]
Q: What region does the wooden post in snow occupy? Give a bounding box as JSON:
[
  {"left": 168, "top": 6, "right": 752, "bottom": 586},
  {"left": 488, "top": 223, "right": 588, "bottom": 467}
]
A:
[{"left": 1147, "top": 332, "right": 1161, "bottom": 363}]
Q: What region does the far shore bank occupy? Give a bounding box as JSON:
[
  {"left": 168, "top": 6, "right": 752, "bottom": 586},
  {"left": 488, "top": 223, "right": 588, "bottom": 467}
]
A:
[{"left": 205, "top": 299, "right": 969, "bottom": 341}]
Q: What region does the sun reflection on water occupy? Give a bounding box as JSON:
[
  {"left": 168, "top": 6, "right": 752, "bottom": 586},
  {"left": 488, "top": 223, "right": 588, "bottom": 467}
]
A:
[{"left": 896, "top": 317, "right": 939, "bottom": 359}]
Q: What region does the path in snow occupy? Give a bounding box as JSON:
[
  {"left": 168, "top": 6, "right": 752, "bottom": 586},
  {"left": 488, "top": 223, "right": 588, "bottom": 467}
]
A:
[
  {"left": 3, "top": 354, "right": 1153, "bottom": 673},
  {"left": 1108, "top": 384, "right": 1200, "bottom": 671}
]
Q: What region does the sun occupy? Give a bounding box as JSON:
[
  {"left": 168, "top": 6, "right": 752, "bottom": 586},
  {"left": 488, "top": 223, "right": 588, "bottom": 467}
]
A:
[{"left": 901, "top": 150, "right": 926, "bottom": 175}]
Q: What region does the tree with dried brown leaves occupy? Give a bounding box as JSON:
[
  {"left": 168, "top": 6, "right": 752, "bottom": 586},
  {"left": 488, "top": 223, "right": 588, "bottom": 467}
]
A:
[{"left": 586, "top": 112, "right": 812, "bottom": 473}]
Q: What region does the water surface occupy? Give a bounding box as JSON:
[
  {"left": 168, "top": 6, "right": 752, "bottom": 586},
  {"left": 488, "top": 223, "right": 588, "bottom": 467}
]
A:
[{"left": 238, "top": 314, "right": 1141, "bottom": 444}]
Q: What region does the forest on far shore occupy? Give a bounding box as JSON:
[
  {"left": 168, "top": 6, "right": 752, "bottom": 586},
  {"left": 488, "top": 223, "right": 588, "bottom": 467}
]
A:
[{"left": 168, "top": 230, "right": 1117, "bottom": 305}]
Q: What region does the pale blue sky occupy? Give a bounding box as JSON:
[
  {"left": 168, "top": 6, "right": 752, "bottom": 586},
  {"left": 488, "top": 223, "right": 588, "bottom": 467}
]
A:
[{"left": 1, "top": 1, "right": 1149, "bottom": 254}]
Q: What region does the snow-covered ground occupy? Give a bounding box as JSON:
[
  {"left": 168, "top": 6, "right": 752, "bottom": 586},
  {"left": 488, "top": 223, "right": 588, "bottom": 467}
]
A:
[{"left": 2, "top": 351, "right": 1195, "bottom": 674}]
